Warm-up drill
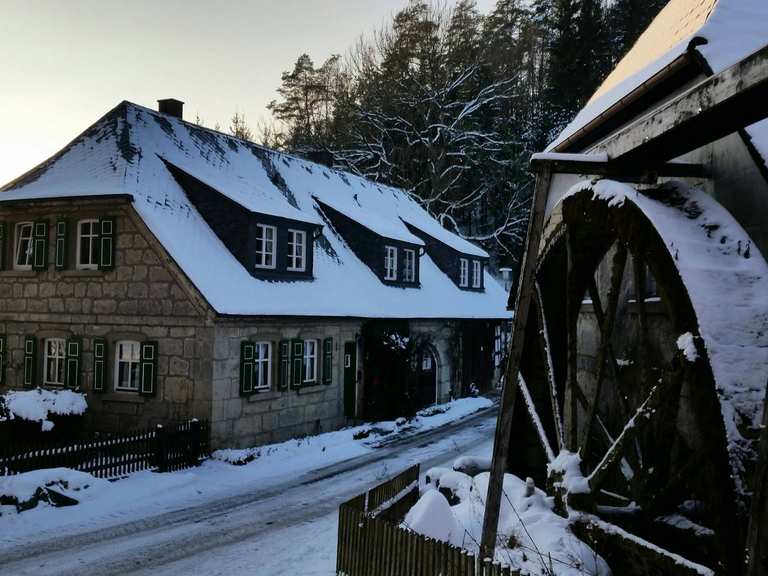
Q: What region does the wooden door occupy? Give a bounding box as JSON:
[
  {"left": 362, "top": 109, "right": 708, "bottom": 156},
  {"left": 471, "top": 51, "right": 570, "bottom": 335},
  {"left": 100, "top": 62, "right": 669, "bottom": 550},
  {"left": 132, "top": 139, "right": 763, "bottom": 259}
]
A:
[{"left": 343, "top": 341, "right": 357, "bottom": 418}]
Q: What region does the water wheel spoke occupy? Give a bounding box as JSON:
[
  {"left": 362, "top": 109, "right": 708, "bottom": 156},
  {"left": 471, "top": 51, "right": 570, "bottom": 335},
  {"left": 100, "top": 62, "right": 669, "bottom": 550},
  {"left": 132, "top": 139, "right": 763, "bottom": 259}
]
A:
[
  {"left": 565, "top": 229, "right": 579, "bottom": 451},
  {"left": 534, "top": 282, "right": 564, "bottom": 451},
  {"left": 580, "top": 243, "right": 627, "bottom": 457},
  {"left": 518, "top": 374, "right": 556, "bottom": 462},
  {"left": 588, "top": 373, "right": 670, "bottom": 494}
]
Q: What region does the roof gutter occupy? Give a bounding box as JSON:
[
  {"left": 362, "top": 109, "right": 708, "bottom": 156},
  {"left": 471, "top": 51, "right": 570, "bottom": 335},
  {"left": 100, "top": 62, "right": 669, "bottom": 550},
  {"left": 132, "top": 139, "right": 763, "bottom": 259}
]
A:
[{"left": 0, "top": 193, "right": 134, "bottom": 206}]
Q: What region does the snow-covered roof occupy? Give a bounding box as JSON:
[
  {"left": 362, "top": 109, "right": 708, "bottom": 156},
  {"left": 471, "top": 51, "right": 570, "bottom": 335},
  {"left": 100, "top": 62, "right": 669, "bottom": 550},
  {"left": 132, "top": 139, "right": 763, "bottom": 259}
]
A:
[
  {"left": 548, "top": 0, "right": 768, "bottom": 163},
  {"left": 0, "top": 101, "right": 506, "bottom": 319},
  {"left": 560, "top": 179, "right": 768, "bottom": 500}
]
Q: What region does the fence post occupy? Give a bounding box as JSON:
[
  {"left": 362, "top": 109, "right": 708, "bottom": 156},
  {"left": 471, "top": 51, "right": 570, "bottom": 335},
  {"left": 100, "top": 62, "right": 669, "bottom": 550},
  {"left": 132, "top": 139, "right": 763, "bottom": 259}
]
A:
[
  {"left": 189, "top": 419, "right": 201, "bottom": 466},
  {"left": 155, "top": 424, "right": 167, "bottom": 472}
]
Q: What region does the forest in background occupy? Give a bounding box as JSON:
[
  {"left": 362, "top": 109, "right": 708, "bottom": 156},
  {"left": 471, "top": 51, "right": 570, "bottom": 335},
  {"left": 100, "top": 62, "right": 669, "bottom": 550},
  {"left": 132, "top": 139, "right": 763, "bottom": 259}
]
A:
[{"left": 236, "top": 0, "right": 669, "bottom": 270}]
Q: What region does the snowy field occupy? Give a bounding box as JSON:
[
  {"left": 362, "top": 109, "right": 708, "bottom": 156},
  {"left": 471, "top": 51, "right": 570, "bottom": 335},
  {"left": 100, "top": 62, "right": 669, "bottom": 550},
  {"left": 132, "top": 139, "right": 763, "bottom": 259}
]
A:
[{"left": 0, "top": 397, "right": 495, "bottom": 576}]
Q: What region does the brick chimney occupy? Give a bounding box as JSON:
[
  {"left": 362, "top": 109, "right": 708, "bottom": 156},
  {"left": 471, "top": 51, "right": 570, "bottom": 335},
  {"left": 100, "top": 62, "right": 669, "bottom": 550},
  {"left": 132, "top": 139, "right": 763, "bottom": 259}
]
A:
[{"left": 157, "top": 99, "right": 184, "bottom": 120}]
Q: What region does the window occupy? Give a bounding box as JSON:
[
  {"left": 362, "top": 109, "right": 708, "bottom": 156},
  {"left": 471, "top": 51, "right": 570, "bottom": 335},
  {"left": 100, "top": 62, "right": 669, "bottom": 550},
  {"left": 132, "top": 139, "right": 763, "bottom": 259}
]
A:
[
  {"left": 287, "top": 229, "right": 306, "bottom": 272},
  {"left": 421, "top": 352, "right": 433, "bottom": 371},
  {"left": 77, "top": 219, "right": 99, "bottom": 270},
  {"left": 459, "top": 258, "right": 469, "bottom": 287},
  {"left": 303, "top": 339, "right": 317, "bottom": 383},
  {"left": 254, "top": 342, "right": 271, "bottom": 390},
  {"left": 472, "top": 260, "right": 482, "bottom": 288},
  {"left": 255, "top": 224, "right": 277, "bottom": 269},
  {"left": 403, "top": 249, "right": 416, "bottom": 283},
  {"left": 115, "top": 340, "right": 141, "bottom": 391},
  {"left": 43, "top": 338, "right": 66, "bottom": 386},
  {"left": 384, "top": 246, "right": 397, "bottom": 280},
  {"left": 14, "top": 222, "right": 33, "bottom": 269}
]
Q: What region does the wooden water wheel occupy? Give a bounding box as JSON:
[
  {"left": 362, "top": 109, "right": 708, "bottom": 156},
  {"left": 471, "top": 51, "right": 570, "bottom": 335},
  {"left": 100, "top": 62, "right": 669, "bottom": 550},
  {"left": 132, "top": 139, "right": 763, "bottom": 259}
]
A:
[{"left": 513, "top": 181, "right": 768, "bottom": 574}]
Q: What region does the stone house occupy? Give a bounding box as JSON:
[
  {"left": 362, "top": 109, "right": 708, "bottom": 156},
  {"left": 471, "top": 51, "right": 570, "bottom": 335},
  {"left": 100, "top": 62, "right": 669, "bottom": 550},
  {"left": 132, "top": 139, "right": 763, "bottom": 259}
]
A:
[{"left": 0, "top": 100, "right": 509, "bottom": 448}]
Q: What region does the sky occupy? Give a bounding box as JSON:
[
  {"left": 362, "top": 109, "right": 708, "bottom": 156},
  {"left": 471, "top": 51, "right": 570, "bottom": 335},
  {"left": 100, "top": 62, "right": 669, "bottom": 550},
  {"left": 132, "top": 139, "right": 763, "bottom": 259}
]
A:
[{"left": 0, "top": 0, "right": 496, "bottom": 187}]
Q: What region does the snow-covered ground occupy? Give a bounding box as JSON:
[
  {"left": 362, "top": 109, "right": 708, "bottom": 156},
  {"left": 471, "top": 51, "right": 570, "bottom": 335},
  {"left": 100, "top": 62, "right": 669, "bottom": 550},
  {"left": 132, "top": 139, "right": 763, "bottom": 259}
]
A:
[{"left": 0, "top": 398, "right": 495, "bottom": 575}]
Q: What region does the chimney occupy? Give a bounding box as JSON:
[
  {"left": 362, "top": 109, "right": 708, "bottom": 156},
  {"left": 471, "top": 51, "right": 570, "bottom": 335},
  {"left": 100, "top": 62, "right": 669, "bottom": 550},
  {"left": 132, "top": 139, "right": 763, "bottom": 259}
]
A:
[{"left": 157, "top": 98, "right": 184, "bottom": 120}]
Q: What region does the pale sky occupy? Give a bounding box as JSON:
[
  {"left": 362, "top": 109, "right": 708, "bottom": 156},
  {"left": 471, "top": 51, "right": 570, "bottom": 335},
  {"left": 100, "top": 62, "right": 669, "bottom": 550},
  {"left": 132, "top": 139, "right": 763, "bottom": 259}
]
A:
[{"left": 0, "top": 0, "right": 496, "bottom": 186}]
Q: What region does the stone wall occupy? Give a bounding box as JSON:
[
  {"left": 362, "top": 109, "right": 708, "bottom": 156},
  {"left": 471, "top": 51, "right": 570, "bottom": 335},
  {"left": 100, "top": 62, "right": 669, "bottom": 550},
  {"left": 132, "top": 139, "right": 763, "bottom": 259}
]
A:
[
  {"left": 0, "top": 197, "right": 214, "bottom": 433},
  {"left": 211, "top": 319, "right": 361, "bottom": 448}
]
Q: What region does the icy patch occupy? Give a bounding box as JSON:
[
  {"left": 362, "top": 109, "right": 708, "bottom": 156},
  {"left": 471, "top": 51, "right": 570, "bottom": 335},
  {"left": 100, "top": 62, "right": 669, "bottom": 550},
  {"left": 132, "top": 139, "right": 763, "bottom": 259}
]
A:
[
  {"left": 0, "top": 389, "right": 88, "bottom": 431},
  {"left": 656, "top": 514, "right": 715, "bottom": 537},
  {"left": 676, "top": 332, "right": 699, "bottom": 363}
]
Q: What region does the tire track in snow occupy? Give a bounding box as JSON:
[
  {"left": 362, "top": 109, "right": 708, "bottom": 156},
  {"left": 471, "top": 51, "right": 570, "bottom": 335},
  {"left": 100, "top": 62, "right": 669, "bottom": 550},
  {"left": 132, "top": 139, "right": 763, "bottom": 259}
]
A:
[{"left": 0, "top": 408, "right": 496, "bottom": 575}]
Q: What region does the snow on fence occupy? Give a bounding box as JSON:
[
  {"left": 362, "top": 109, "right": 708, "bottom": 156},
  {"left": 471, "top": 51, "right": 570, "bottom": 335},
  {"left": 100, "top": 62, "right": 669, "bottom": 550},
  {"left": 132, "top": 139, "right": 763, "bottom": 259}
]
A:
[
  {"left": 0, "top": 419, "right": 210, "bottom": 479},
  {"left": 337, "top": 464, "right": 520, "bottom": 576}
]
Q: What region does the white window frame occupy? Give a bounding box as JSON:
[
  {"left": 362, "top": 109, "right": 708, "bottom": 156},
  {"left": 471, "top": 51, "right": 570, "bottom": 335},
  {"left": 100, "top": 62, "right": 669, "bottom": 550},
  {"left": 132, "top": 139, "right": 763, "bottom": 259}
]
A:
[
  {"left": 255, "top": 224, "right": 277, "bottom": 269},
  {"left": 459, "top": 258, "right": 469, "bottom": 287},
  {"left": 303, "top": 339, "right": 317, "bottom": 383},
  {"left": 114, "top": 340, "right": 141, "bottom": 391},
  {"left": 287, "top": 229, "right": 306, "bottom": 272},
  {"left": 254, "top": 341, "right": 272, "bottom": 390},
  {"left": 421, "top": 352, "right": 433, "bottom": 371},
  {"left": 384, "top": 246, "right": 397, "bottom": 280},
  {"left": 43, "top": 338, "right": 66, "bottom": 386},
  {"left": 76, "top": 218, "right": 100, "bottom": 270},
  {"left": 472, "top": 260, "right": 482, "bottom": 288},
  {"left": 14, "top": 222, "right": 34, "bottom": 270},
  {"left": 403, "top": 248, "right": 416, "bottom": 283}
]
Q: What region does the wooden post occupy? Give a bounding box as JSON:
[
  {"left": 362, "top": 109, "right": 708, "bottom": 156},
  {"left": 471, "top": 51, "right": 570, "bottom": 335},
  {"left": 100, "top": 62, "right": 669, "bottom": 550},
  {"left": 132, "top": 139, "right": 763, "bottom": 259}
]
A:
[
  {"left": 155, "top": 424, "right": 167, "bottom": 473},
  {"left": 479, "top": 166, "right": 552, "bottom": 560},
  {"left": 189, "top": 418, "right": 201, "bottom": 467},
  {"left": 746, "top": 381, "right": 768, "bottom": 576}
]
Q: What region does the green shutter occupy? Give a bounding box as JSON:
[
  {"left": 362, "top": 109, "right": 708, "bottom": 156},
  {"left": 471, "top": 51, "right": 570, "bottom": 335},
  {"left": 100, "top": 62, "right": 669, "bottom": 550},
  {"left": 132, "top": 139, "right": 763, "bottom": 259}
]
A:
[
  {"left": 54, "top": 219, "right": 68, "bottom": 270},
  {"left": 278, "top": 340, "right": 291, "bottom": 390},
  {"left": 240, "top": 341, "right": 255, "bottom": 395},
  {"left": 139, "top": 341, "right": 158, "bottom": 396},
  {"left": 291, "top": 339, "right": 304, "bottom": 388},
  {"left": 98, "top": 217, "right": 115, "bottom": 270},
  {"left": 0, "top": 335, "right": 5, "bottom": 386},
  {"left": 64, "top": 338, "right": 82, "bottom": 389},
  {"left": 322, "top": 337, "right": 333, "bottom": 385},
  {"left": 0, "top": 222, "right": 6, "bottom": 271},
  {"left": 92, "top": 338, "right": 107, "bottom": 392},
  {"left": 32, "top": 220, "right": 48, "bottom": 271},
  {"left": 23, "top": 336, "right": 36, "bottom": 387}
]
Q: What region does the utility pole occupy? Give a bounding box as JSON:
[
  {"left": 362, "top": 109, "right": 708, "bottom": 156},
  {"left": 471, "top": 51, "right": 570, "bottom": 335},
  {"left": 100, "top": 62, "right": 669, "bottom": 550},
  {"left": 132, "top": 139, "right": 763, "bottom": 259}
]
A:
[{"left": 479, "top": 164, "right": 552, "bottom": 559}]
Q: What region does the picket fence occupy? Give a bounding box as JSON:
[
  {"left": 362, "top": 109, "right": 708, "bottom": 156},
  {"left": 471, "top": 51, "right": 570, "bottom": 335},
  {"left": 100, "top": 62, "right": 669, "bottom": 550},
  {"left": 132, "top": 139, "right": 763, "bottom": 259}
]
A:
[
  {"left": 0, "top": 419, "right": 209, "bottom": 479},
  {"left": 336, "top": 464, "right": 519, "bottom": 576}
]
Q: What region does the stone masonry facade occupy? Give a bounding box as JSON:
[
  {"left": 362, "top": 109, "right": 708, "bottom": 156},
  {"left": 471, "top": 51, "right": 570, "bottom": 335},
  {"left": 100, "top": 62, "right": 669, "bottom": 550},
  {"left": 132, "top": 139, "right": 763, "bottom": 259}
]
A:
[{"left": 0, "top": 198, "right": 466, "bottom": 449}]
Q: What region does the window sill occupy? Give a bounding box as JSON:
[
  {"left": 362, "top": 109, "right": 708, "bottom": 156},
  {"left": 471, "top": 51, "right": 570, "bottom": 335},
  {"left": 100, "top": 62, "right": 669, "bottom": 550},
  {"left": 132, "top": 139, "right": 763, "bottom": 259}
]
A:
[
  {"left": 296, "top": 382, "right": 328, "bottom": 395},
  {"left": 2, "top": 270, "right": 36, "bottom": 277},
  {"left": 101, "top": 393, "right": 146, "bottom": 404},
  {"left": 246, "top": 388, "right": 280, "bottom": 401},
  {"left": 61, "top": 269, "right": 101, "bottom": 277}
]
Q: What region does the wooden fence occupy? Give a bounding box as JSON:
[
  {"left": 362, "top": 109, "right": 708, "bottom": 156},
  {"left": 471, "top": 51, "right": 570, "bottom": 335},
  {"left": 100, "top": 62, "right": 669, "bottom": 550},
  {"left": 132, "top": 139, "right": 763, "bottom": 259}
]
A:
[
  {"left": 337, "top": 464, "right": 519, "bottom": 576},
  {"left": 0, "top": 419, "right": 209, "bottom": 479}
]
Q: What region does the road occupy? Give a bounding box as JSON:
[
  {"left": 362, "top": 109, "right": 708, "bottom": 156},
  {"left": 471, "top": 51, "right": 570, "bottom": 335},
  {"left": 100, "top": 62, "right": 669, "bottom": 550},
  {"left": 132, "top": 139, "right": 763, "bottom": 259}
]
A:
[{"left": 0, "top": 409, "right": 496, "bottom": 576}]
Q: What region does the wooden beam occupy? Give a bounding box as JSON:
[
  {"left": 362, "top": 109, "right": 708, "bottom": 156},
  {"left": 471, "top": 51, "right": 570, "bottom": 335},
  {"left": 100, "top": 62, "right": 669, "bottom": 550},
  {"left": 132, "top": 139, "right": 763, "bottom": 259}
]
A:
[
  {"left": 529, "top": 157, "right": 708, "bottom": 180},
  {"left": 594, "top": 44, "right": 768, "bottom": 167},
  {"left": 746, "top": 382, "right": 768, "bottom": 576},
  {"left": 479, "top": 166, "right": 552, "bottom": 560}
]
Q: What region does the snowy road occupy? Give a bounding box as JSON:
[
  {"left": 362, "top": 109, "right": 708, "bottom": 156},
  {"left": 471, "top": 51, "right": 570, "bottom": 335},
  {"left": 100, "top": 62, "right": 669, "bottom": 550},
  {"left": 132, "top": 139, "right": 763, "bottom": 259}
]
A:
[{"left": 0, "top": 409, "right": 496, "bottom": 576}]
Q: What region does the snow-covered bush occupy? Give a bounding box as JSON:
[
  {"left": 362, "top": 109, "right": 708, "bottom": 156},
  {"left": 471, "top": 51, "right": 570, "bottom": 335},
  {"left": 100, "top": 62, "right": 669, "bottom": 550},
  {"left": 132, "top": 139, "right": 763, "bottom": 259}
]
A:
[{"left": 0, "top": 388, "right": 87, "bottom": 432}]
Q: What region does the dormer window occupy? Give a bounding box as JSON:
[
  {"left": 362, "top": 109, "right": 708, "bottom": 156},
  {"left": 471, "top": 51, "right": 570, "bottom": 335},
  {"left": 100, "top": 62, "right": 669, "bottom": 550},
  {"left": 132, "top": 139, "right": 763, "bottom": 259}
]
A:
[
  {"left": 403, "top": 249, "right": 416, "bottom": 283},
  {"left": 287, "top": 229, "right": 306, "bottom": 272},
  {"left": 255, "top": 224, "right": 276, "bottom": 269},
  {"left": 459, "top": 258, "right": 469, "bottom": 287},
  {"left": 472, "top": 260, "right": 482, "bottom": 288},
  {"left": 385, "top": 246, "right": 397, "bottom": 280}
]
